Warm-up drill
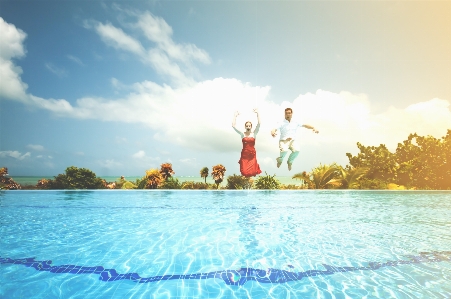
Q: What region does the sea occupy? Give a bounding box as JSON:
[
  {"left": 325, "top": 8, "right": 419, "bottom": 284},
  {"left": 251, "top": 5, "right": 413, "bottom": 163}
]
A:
[{"left": 11, "top": 176, "right": 303, "bottom": 187}]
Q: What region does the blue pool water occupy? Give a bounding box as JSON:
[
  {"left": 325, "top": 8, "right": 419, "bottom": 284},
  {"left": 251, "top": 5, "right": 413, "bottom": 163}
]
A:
[{"left": 1, "top": 190, "right": 451, "bottom": 298}]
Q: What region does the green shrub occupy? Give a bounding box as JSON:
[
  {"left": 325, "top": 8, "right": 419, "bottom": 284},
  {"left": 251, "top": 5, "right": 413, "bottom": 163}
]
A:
[
  {"left": 0, "top": 167, "right": 21, "bottom": 190},
  {"left": 45, "top": 166, "right": 106, "bottom": 189},
  {"left": 36, "top": 178, "right": 51, "bottom": 190},
  {"left": 254, "top": 172, "right": 281, "bottom": 190},
  {"left": 121, "top": 181, "right": 137, "bottom": 189},
  {"left": 358, "top": 178, "right": 388, "bottom": 189},
  {"left": 159, "top": 177, "right": 182, "bottom": 189},
  {"left": 280, "top": 184, "right": 305, "bottom": 190},
  {"left": 136, "top": 178, "right": 147, "bottom": 189},
  {"left": 226, "top": 174, "right": 254, "bottom": 189},
  {"left": 181, "top": 181, "right": 214, "bottom": 189}
]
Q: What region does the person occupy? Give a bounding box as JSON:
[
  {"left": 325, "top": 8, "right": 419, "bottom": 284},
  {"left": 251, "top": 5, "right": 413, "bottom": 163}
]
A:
[
  {"left": 232, "top": 109, "right": 262, "bottom": 177},
  {"left": 271, "top": 108, "right": 318, "bottom": 171}
]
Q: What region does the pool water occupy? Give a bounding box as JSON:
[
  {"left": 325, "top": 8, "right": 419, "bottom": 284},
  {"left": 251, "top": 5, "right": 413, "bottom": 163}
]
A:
[{"left": 1, "top": 190, "right": 451, "bottom": 298}]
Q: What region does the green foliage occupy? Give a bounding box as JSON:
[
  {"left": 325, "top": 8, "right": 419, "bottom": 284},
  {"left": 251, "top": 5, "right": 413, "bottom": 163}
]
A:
[
  {"left": 254, "top": 172, "right": 280, "bottom": 189},
  {"left": 293, "top": 163, "right": 342, "bottom": 189},
  {"left": 280, "top": 184, "right": 305, "bottom": 190},
  {"left": 113, "top": 177, "right": 126, "bottom": 189},
  {"left": 358, "top": 178, "right": 388, "bottom": 190},
  {"left": 121, "top": 181, "right": 137, "bottom": 189},
  {"left": 181, "top": 181, "right": 213, "bottom": 189},
  {"left": 336, "top": 166, "right": 369, "bottom": 189},
  {"left": 136, "top": 178, "right": 148, "bottom": 189},
  {"left": 395, "top": 131, "right": 451, "bottom": 189},
  {"left": 159, "top": 177, "right": 182, "bottom": 189},
  {"left": 143, "top": 168, "right": 164, "bottom": 189},
  {"left": 226, "top": 174, "right": 254, "bottom": 189},
  {"left": 346, "top": 143, "right": 397, "bottom": 182},
  {"left": 0, "top": 167, "right": 21, "bottom": 190},
  {"left": 200, "top": 167, "right": 209, "bottom": 183},
  {"left": 44, "top": 166, "right": 106, "bottom": 189},
  {"left": 346, "top": 130, "right": 451, "bottom": 189},
  {"left": 211, "top": 164, "right": 226, "bottom": 189},
  {"left": 160, "top": 163, "right": 175, "bottom": 180},
  {"left": 36, "top": 178, "right": 51, "bottom": 190}
]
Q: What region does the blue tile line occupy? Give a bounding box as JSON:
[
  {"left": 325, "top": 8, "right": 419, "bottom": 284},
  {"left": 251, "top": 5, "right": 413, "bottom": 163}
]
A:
[{"left": 1, "top": 251, "right": 450, "bottom": 286}]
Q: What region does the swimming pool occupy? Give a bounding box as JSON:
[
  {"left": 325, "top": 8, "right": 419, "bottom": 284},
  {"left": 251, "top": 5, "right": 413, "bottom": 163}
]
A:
[{"left": 1, "top": 190, "right": 451, "bottom": 298}]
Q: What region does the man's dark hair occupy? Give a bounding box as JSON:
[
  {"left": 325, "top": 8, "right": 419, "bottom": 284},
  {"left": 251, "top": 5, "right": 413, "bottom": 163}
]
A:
[{"left": 285, "top": 108, "right": 293, "bottom": 113}]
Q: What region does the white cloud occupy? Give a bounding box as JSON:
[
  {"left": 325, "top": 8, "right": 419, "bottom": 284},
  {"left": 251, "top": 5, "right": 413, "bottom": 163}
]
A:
[
  {"left": 0, "top": 150, "right": 31, "bottom": 160},
  {"left": 132, "top": 150, "right": 161, "bottom": 166},
  {"left": 88, "top": 9, "right": 210, "bottom": 86},
  {"left": 133, "top": 150, "right": 146, "bottom": 159},
  {"left": 136, "top": 12, "right": 210, "bottom": 65},
  {"left": 95, "top": 22, "right": 145, "bottom": 56},
  {"left": 27, "top": 144, "right": 45, "bottom": 151},
  {"left": 0, "top": 17, "right": 28, "bottom": 102},
  {"left": 97, "top": 159, "right": 122, "bottom": 169},
  {"left": 0, "top": 17, "right": 26, "bottom": 59},
  {"left": 0, "top": 18, "right": 74, "bottom": 112},
  {"left": 2, "top": 14, "right": 451, "bottom": 168},
  {"left": 289, "top": 90, "right": 451, "bottom": 151},
  {"left": 45, "top": 63, "right": 67, "bottom": 77},
  {"left": 179, "top": 158, "right": 197, "bottom": 166},
  {"left": 115, "top": 136, "right": 127, "bottom": 144},
  {"left": 36, "top": 155, "right": 52, "bottom": 159},
  {"left": 67, "top": 55, "right": 84, "bottom": 66}
]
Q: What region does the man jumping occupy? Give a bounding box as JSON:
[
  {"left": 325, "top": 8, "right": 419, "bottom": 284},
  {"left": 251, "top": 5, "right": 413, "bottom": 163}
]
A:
[{"left": 270, "top": 108, "right": 319, "bottom": 171}]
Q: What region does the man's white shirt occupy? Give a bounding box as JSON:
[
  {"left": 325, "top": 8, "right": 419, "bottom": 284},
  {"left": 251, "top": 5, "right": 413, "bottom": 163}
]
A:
[{"left": 275, "top": 119, "right": 303, "bottom": 141}]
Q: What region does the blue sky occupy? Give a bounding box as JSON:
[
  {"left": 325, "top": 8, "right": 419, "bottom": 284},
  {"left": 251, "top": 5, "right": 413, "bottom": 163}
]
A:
[{"left": 1, "top": 0, "right": 451, "bottom": 177}]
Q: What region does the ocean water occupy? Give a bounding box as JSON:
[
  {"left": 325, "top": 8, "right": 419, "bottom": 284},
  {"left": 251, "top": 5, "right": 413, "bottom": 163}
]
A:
[
  {"left": 1, "top": 190, "right": 451, "bottom": 298},
  {"left": 11, "top": 176, "right": 303, "bottom": 187}
]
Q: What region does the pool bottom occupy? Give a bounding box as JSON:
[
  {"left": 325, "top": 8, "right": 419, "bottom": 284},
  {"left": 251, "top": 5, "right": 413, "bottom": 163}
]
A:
[{"left": 2, "top": 250, "right": 450, "bottom": 287}]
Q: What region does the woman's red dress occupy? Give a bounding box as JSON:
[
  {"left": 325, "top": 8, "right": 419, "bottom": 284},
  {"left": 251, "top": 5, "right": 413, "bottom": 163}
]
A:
[{"left": 239, "top": 137, "right": 262, "bottom": 177}]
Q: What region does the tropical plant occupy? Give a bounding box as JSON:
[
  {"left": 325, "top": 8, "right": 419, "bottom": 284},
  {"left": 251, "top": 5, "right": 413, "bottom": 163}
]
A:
[
  {"left": 293, "top": 163, "right": 342, "bottom": 189},
  {"left": 335, "top": 166, "right": 370, "bottom": 189},
  {"left": 226, "top": 174, "right": 254, "bottom": 189},
  {"left": 181, "top": 181, "right": 211, "bottom": 189},
  {"left": 345, "top": 130, "right": 451, "bottom": 189},
  {"left": 121, "top": 181, "right": 137, "bottom": 189},
  {"left": 0, "top": 167, "right": 21, "bottom": 190},
  {"left": 36, "top": 178, "right": 51, "bottom": 190},
  {"left": 254, "top": 172, "right": 280, "bottom": 189},
  {"left": 141, "top": 168, "right": 164, "bottom": 189},
  {"left": 160, "top": 163, "right": 175, "bottom": 181},
  {"left": 346, "top": 143, "right": 397, "bottom": 182},
  {"left": 200, "top": 167, "right": 209, "bottom": 183},
  {"left": 395, "top": 131, "right": 451, "bottom": 189},
  {"left": 211, "top": 164, "right": 226, "bottom": 188},
  {"left": 279, "top": 184, "right": 305, "bottom": 190},
  {"left": 387, "top": 183, "right": 406, "bottom": 190},
  {"left": 159, "top": 177, "right": 182, "bottom": 189},
  {"left": 358, "top": 178, "right": 388, "bottom": 190},
  {"left": 44, "top": 166, "right": 106, "bottom": 189}
]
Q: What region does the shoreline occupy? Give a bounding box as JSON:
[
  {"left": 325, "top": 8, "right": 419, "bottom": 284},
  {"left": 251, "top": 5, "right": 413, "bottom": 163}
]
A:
[{"left": 10, "top": 175, "right": 303, "bottom": 186}]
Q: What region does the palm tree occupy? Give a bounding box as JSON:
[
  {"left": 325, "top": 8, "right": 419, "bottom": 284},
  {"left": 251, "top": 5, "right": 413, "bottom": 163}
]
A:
[
  {"left": 159, "top": 163, "right": 175, "bottom": 181},
  {"left": 200, "top": 167, "right": 209, "bottom": 183},
  {"left": 335, "top": 166, "right": 369, "bottom": 189},
  {"left": 211, "top": 164, "right": 226, "bottom": 188},
  {"left": 293, "top": 163, "right": 342, "bottom": 189}
]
